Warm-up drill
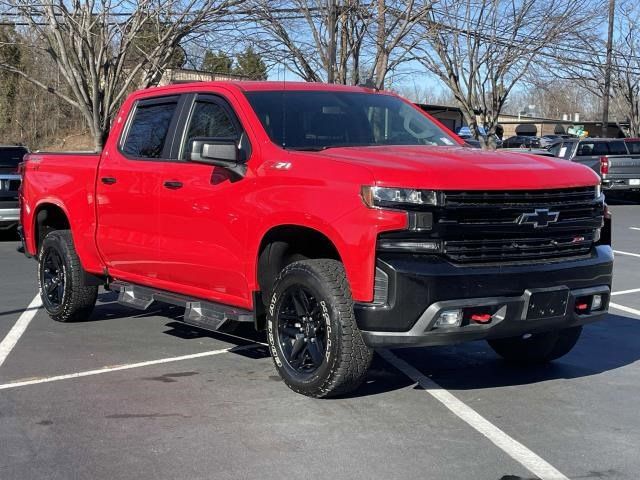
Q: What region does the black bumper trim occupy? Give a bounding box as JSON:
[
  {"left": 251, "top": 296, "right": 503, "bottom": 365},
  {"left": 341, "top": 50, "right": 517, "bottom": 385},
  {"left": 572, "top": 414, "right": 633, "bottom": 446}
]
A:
[
  {"left": 361, "top": 285, "right": 610, "bottom": 348},
  {"left": 354, "top": 245, "right": 613, "bottom": 346}
]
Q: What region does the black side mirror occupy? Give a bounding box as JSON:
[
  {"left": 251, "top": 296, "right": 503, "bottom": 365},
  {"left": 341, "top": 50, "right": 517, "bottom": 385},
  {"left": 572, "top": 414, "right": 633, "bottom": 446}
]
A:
[{"left": 188, "top": 138, "right": 247, "bottom": 177}]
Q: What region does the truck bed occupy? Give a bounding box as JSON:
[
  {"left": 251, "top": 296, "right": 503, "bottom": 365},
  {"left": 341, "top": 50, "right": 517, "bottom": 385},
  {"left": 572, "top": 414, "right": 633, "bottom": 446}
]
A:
[
  {"left": 21, "top": 152, "right": 103, "bottom": 272},
  {"left": 602, "top": 154, "right": 640, "bottom": 190}
]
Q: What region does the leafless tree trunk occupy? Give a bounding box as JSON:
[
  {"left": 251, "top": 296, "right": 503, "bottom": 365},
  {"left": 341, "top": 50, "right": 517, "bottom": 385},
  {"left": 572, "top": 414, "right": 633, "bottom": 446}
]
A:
[
  {"left": 611, "top": 3, "right": 640, "bottom": 136},
  {"left": 414, "top": 0, "right": 592, "bottom": 148},
  {"left": 0, "top": 0, "right": 243, "bottom": 151},
  {"left": 248, "top": 0, "right": 430, "bottom": 86}
]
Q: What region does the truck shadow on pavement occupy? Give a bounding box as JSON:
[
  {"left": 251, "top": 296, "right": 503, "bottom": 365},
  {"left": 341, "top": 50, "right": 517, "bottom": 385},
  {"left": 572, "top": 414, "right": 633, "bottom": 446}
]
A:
[
  {"left": 397, "top": 313, "right": 640, "bottom": 391},
  {"left": 86, "top": 293, "right": 640, "bottom": 398}
]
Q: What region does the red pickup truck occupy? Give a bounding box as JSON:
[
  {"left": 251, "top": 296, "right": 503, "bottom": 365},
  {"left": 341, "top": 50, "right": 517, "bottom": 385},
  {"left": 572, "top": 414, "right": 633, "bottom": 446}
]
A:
[{"left": 20, "top": 82, "right": 613, "bottom": 397}]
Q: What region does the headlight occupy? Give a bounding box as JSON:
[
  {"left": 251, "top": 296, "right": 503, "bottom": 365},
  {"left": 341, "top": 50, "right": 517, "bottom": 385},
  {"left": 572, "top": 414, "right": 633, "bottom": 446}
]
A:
[{"left": 361, "top": 186, "right": 439, "bottom": 208}]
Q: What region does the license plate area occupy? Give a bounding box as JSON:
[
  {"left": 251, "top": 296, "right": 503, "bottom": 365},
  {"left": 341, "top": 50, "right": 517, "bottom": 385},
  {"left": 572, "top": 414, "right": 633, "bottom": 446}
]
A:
[
  {"left": 523, "top": 288, "right": 569, "bottom": 320},
  {"left": 629, "top": 179, "right": 640, "bottom": 186}
]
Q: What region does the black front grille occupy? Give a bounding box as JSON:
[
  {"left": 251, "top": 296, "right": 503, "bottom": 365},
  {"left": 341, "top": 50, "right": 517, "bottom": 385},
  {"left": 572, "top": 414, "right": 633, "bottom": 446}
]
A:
[
  {"left": 444, "top": 232, "right": 594, "bottom": 264},
  {"left": 441, "top": 187, "right": 603, "bottom": 264},
  {"left": 379, "top": 187, "right": 604, "bottom": 265}
]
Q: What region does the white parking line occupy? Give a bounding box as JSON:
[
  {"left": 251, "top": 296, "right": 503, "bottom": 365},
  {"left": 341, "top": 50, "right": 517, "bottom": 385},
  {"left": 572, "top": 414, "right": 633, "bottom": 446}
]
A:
[
  {"left": 610, "top": 302, "right": 640, "bottom": 318},
  {"left": 379, "top": 349, "right": 569, "bottom": 480},
  {"left": 614, "top": 250, "right": 640, "bottom": 259},
  {"left": 0, "top": 294, "right": 41, "bottom": 368},
  {"left": 612, "top": 288, "right": 640, "bottom": 296},
  {"left": 0, "top": 344, "right": 260, "bottom": 391}
]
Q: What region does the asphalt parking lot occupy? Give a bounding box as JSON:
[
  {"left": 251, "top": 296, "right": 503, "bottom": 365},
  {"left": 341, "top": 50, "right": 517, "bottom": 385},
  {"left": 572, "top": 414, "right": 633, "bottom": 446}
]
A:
[{"left": 1, "top": 201, "right": 639, "bottom": 480}]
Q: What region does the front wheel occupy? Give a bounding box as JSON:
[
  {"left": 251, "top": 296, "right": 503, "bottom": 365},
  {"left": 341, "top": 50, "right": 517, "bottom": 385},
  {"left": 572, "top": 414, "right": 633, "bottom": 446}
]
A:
[
  {"left": 38, "top": 230, "right": 98, "bottom": 322},
  {"left": 488, "top": 326, "right": 583, "bottom": 364},
  {"left": 267, "top": 259, "right": 373, "bottom": 398}
]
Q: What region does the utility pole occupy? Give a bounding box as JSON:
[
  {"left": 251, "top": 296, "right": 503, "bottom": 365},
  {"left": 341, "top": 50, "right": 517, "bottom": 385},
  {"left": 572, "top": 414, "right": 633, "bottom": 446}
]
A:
[{"left": 602, "top": 0, "right": 615, "bottom": 137}]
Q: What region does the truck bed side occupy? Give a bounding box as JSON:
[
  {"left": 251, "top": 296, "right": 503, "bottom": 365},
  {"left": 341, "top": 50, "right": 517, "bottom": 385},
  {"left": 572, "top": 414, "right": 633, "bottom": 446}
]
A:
[{"left": 21, "top": 152, "right": 104, "bottom": 274}]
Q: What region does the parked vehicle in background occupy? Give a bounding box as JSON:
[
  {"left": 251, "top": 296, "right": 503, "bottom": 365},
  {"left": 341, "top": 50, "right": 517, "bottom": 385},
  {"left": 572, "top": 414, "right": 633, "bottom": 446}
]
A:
[
  {"left": 624, "top": 138, "right": 640, "bottom": 154},
  {"left": 20, "top": 82, "right": 612, "bottom": 397},
  {"left": 539, "top": 134, "right": 576, "bottom": 149},
  {"left": 456, "top": 126, "right": 503, "bottom": 148},
  {"left": 502, "top": 135, "right": 541, "bottom": 148},
  {"left": 548, "top": 138, "right": 640, "bottom": 192},
  {"left": 501, "top": 148, "right": 556, "bottom": 157},
  {"left": 0, "top": 145, "right": 28, "bottom": 230}
]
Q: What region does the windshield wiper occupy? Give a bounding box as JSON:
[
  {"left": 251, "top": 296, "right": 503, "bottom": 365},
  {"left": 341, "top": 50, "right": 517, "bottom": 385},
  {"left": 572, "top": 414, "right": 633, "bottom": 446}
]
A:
[
  {"left": 285, "top": 143, "right": 377, "bottom": 152},
  {"left": 284, "top": 146, "right": 330, "bottom": 151}
]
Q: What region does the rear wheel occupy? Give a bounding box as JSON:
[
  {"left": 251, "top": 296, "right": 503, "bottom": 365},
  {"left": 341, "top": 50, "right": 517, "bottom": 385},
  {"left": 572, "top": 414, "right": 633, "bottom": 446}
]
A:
[
  {"left": 38, "top": 230, "right": 98, "bottom": 322},
  {"left": 488, "top": 326, "right": 583, "bottom": 364},
  {"left": 267, "top": 259, "right": 373, "bottom": 398}
]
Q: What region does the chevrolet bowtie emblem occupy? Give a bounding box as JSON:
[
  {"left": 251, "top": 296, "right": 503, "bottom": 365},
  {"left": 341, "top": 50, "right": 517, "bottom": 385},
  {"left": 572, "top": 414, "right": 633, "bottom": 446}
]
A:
[{"left": 516, "top": 208, "right": 560, "bottom": 228}]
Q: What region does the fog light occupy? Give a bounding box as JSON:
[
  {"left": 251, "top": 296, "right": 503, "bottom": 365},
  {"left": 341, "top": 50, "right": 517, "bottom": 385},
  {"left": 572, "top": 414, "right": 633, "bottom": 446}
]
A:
[
  {"left": 435, "top": 309, "right": 463, "bottom": 328},
  {"left": 592, "top": 294, "right": 603, "bottom": 310}
]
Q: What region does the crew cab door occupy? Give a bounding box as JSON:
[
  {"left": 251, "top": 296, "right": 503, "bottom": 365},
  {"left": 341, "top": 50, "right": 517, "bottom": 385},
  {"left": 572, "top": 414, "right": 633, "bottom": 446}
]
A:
[
  {"left": 96, "top": 95, "right": 185, "bottom": 280},
  {"left": 157, "top": 93, "right": 253, "bottom": 307}
]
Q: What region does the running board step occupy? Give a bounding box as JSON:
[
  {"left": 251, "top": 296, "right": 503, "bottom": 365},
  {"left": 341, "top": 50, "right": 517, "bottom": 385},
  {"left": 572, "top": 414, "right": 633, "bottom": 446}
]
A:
[{"left": 111, "top": 281, "right": 254, "bottom": 332}]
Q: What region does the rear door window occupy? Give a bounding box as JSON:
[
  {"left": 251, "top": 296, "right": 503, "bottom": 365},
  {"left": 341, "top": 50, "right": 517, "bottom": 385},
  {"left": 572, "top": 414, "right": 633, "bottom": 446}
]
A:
[{"left": 121, "top": 97, "right": 179, "bottom": 159}]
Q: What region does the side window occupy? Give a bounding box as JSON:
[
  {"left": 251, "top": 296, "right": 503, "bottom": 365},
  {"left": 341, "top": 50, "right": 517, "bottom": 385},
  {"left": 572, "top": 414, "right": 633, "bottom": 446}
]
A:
[
  {"left": 561, "top": 141, "right": 575, "bottom": 159},
  {"left": 122, "top": 100, "right": 178, "bottom": 159},
  {"left": 549, "top": 143, "right": 562, "bottom": 157},
  {"left": 181, "top": 100, "right": 238, "bottom": 160}
]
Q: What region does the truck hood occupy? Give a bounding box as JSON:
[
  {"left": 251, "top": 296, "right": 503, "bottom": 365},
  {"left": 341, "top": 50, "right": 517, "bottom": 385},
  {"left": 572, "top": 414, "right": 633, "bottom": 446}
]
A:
[{"left": 315, "top": 145, "right": 600, "bottom": 190}]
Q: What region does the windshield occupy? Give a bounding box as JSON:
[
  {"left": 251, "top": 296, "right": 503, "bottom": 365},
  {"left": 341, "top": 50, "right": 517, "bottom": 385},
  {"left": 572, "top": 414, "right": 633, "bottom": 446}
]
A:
[{"left": 244, "top": 91, "right": 458, "bottom": 151}]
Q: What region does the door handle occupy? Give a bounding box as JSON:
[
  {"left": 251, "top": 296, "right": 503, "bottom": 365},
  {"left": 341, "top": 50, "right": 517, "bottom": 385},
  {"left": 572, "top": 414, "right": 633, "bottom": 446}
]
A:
[
  {"left": 101, "top": 177, "right": 117, "bottom": 185},
  {"left": 163, "top": 180, "right": 183, "bottom": 190}
]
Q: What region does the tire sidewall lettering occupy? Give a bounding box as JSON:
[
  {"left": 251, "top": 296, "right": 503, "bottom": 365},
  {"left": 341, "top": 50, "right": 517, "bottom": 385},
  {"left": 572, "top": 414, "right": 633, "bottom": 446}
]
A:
[{"left": 267, "top": 291, "right": 282, "bottom": 367}]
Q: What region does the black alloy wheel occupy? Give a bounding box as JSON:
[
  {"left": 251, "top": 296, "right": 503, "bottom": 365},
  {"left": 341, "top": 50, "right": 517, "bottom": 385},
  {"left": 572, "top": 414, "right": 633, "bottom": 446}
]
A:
[
  {"left": 276, "top": 285, "right": 328, "bottom": 375},
  {"left": 38, "top": 230, "right": 98, "bottom": 322},
  {"left": 267, "top": 259, "right": 373, "bottom": 398},
  {"left": 41, "top": 247, "right": 66, "bottom": 310}
]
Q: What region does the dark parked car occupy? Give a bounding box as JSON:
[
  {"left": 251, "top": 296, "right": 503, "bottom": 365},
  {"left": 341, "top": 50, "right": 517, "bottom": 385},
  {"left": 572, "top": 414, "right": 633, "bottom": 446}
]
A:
[
  {"left": 0, "top": 145, "right": 28, "bottom": 230},
  {"left": 540, "top": 134, "right": 575, "bottom": 148},
  {"left": 501, "top": 148, "right": 557, "bottom": 158},
  {"left": 456, "top": 126, "right": 503, "bottom": 148},
  {"left": 502, "top": 135, "right": 541, "bottom": 148}
]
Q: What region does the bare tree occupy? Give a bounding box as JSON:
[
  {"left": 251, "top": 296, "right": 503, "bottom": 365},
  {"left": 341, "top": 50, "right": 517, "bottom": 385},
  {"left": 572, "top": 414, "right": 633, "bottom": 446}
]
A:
[
  {"left": 247, "top": 0, "right": 430, "bottom": 87},
  {"left": 0, "top": 0, "right": 243, "bottom": 151},
  {"left": 611, "top": 2, "right": 640, "bottom": 136},
  {"left": 369, "top": 0, "right": 431, "bottom": 89},
  {"left": 414, "top": 0, "right": 592, "bottom": 148}
]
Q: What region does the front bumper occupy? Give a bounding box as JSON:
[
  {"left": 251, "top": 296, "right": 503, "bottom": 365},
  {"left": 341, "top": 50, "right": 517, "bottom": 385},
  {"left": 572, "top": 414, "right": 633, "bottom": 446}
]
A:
[
  {"left": 355, "top": 246, "right": 613, "bottom": 348},
  {"left": 0, "top": 207, "right": 19, "bottom": 228}
]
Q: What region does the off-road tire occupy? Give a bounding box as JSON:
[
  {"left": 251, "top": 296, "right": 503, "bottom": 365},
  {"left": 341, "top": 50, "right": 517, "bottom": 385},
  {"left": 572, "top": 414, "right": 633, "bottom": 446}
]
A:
[
  {"left": 267, "top": 259, "right": 373, "bottom": 398},
  {"left": 38, "top": 230, "right": 98, "bottom": 322},
  {"left": 488, "top": 326, "right": 583, "bottom": 364}
]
